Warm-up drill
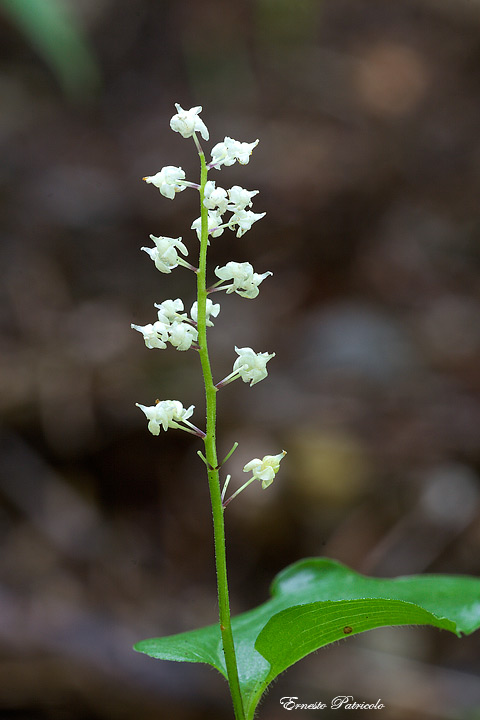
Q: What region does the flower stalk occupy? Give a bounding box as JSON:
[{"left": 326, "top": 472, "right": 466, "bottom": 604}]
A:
[{"left": 195, "top": 139, "right": 245, "bottom": 720}]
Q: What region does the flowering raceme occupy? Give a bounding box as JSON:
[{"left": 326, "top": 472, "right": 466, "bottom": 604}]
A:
[
  {"left": 134, "top": 102, "right": 283, "bottom": 496},
  {"left": 133, "top": 105, "right": 288, "bottom": 720}
]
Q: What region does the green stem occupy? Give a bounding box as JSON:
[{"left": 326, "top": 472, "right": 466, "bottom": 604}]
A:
[{"left": 195, "top": 140, "right": 245, "bottom": 720}]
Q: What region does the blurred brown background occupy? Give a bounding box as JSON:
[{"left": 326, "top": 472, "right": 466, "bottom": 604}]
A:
[{"left": 1, "top": 0, "right": 480, "bottom": 718}]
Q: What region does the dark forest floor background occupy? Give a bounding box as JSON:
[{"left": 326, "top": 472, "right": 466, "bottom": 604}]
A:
[{"left": 1, "top": 1, "right": 480, "bottom": 717}]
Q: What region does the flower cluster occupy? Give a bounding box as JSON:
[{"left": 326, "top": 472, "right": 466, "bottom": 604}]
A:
[
  {"left": 132, "top": 298, "right": 221, "bottom": 352},
  {"left": 210, "top": 136, "right": 259, "bottom": 169},
  {"left": 144, "top": 108, "right": 264, "bottom": 242},
  {"left": 134, "top": 104, "right": 284, "bottom": 497},
  {"left": 191, "top": 180, "right": 265, "bottom": 240}
]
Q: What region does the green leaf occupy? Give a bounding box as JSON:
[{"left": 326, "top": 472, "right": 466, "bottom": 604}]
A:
[
  {"left": 135, "top": 558, "right": 480, "bottom": 719},
  {"left": 0, "top": 0, "right": 100, "bottom": 101}
]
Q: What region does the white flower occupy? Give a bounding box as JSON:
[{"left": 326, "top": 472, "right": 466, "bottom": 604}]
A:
[
  {"left": 210, "top": 137, "right": 238, "bottom": 168},
  {"left": 227, "top": 185, "right": 259, "bottom": 211},
  {"left": 190, "top": 298, "right": 221, "bottom": 326},
  {"left": 168, "top": 322, "right": 198, "bottom": 351},
  {"left": 131, "top": 303, "right": 198, "bottom": 352},
  {"left": 233, "top": 346, "right": 275, "bottom": 386},
  {"left": 191, "top": 210, "right": 225, "bottom": 240},
  {"left": 154, "top": 298, "right": 186, "bottom": 323},
  {"left": 235, "top": 139, "right": 260, "bottom": 164},
  {"left": 214, "top": 261, "right": 272, "bottom": 299},
  {"left": 243, "top": 451, "right": 287, "bottom": 489},
  {"left": 203, "top": 180, "right": 229, "bottom": 214},
  {"left": 229, "top": 208, "right": 266, "bottom": 238},
  {"left": 141, "top": 235, "right": 189, "bottom": 273},
  {"left": 131, "top": 321, "right": 169, "bottom": 349},
  {"left": 136, "top": 399, "right": 195, "bottom": 435},
  {"left": 143, "top": 166, "right": 186, "bottom": 200},
  {"left": 210, "top": 137, "right": 259, "bottom": 169},
  {"left": 170, "top": 103, "right": 209, "bottom": 141}
]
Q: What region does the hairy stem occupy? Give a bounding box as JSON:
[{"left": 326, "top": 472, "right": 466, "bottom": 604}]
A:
[{"left": 195, "top": 141, "right": 245, "bottom": 720}]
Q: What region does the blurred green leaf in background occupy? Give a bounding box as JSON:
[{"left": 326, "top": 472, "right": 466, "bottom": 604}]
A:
[{"left": 1, "top": 0, "right": 100, "bottom": 101}]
